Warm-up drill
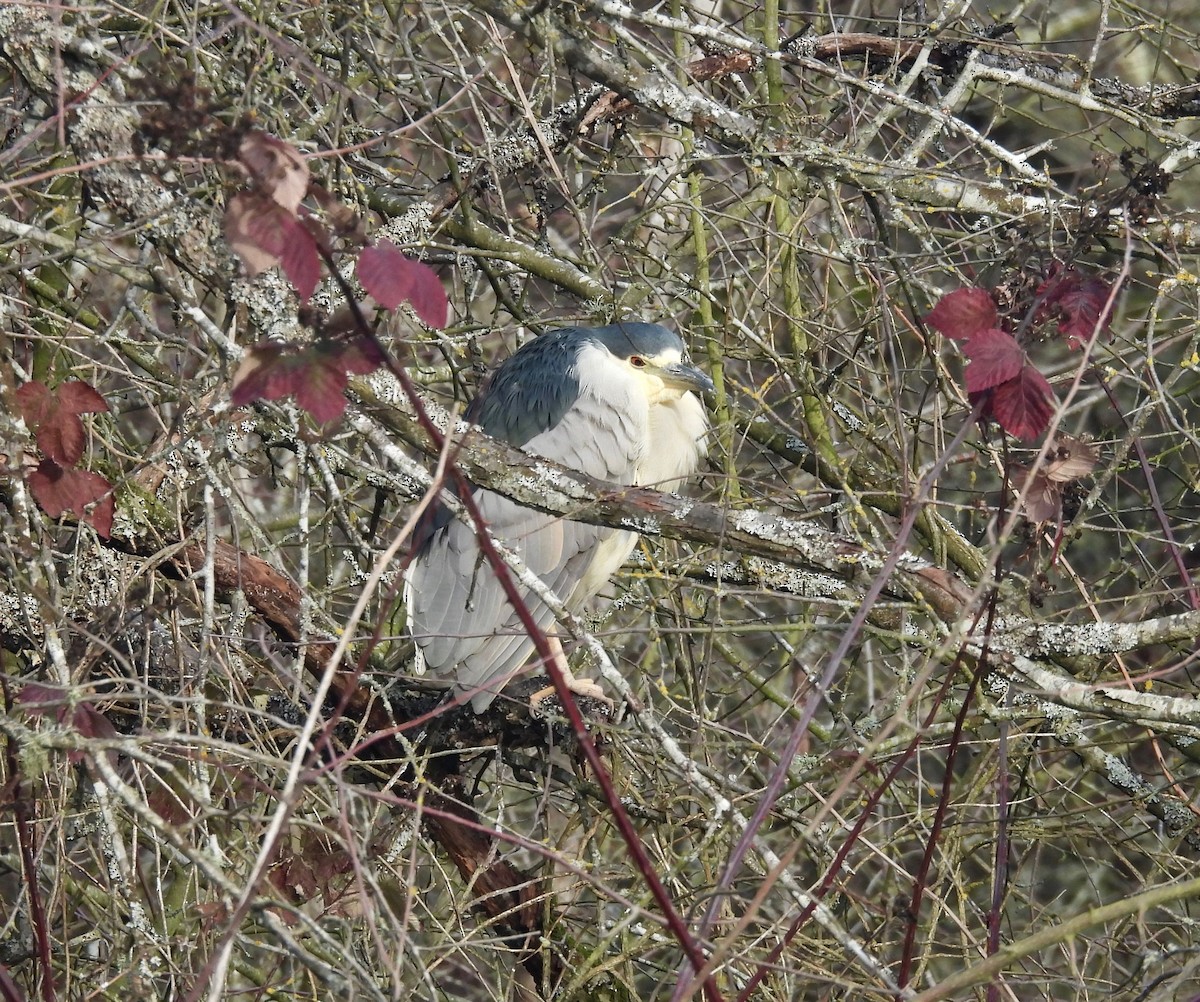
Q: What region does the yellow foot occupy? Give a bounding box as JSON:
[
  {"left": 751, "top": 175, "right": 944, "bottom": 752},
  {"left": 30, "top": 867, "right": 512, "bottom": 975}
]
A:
[{"left": 529, "top": 676, "right": 615, "bottom": 717}]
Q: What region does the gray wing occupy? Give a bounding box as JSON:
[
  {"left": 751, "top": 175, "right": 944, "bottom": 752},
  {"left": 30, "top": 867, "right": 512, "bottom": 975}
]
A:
[{"left": 406, "top": 379, "right": 644, "bottom": 712}]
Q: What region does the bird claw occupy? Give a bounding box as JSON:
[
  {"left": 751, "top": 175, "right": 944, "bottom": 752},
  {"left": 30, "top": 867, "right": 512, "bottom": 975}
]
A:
[{"left": 529, "top": 677, "right": 615, "bottom": 718}]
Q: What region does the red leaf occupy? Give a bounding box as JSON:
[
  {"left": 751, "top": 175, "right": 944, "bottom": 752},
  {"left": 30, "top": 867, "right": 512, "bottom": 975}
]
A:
[
  {"left": 15, "top": 682, "right": 68, "bottom": 721},
  {"left": 243, "top": 201, "right": 295, "bottom": 266},
  {"left": 68, "top": 702, "right": 118, "bottom": 763},
  {"left": 91, "top": 493, "right": 114, "bottom": 538},
  {"left": 28, "top": 458, "right": 115, "bottom": 537},
  {"left": 238, "top": 130, "right": 310, "bottom": 213},
  {"left": 73, "top": 701, "right": 117, "bottom": 741},
  {"left": 231, "top": 336, "right": 386, "bottom": 424},
  {"left": 925, "top": 288, "right": 998, "bottom": 341},
  {"left": 14, "top": 380, "right": 51, "bottom": 424},
  {"left": 272, "top": 852, "right": 319, "bottom": 901},
  {"left": 57, "top": 381, "right": 108, "bottom": 416},
  {"left": 337, "top": 336, "right": 389, "bottom": 377},
  {"left": 290, "top": 353, "right": 359, "bottom": 423},
  {"left": 231, "top": 342, "right": 299, "bottom": 407},
  {"left": 405, "top": 261, "right": 449, "bottom": 328},
  {"left": 146, "top": 784, "right": 196, "bottom": 827},
  {"left": 225, "top": 192, "right": 282, "bottom": 277},
  {"left": 1036, "top": 267, "right": 1115, "bottom": 349},
  {"left": 301, "top": 828, "right": 354, "bottom": 887},
  {"left": 279, "top": 221, "right": 321, "bottom": 303},
  {"left": 991, "top": 366, "right": 1055, "bottom": 441},
  {"left": 357, "top": 240, "right": 410, "bottom": 307},
  {"left": 225, "top": 192, "right": 321, "bottom": 300},
  {"left": 358, "top": 240, "right": 448, "bottom": 328},
  {"left": 15, "top": 379, "right": 108, "bottom": 466},
  {"left": 962, "top": 328, "right": 1026, "bottom": 392}
]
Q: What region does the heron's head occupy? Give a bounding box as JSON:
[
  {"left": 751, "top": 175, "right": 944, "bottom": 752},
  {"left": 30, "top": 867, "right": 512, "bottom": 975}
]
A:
[{"left": 583, "top": 322, "right": 714, "bottom": 403}]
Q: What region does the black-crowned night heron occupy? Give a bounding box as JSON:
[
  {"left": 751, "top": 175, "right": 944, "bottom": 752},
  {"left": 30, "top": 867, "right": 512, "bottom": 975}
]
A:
[{"left": 406, "top": 322, "right": 712, "bottom": 712}]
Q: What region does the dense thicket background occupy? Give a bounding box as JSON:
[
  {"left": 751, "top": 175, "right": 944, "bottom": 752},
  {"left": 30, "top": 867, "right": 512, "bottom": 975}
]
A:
[{"left": 4, "top": 1, "right": 1200, "bottom": 1000}]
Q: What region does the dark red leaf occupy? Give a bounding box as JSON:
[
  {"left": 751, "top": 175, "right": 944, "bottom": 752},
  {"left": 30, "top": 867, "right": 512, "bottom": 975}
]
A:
[
  {"left": 73, "top": 702, "right": 117, "bottom": 741},
  {"left": 231, "top": 342, "right": 299, "bottom": 406},
  {"left": 337, "top": 335, "right": 388, "bottom": 377},
  {"left": 925, "top": 287, "right": 998, "bottom": 341},
  {"left": 57, "top": 381, "right": 108, "bottom": 416},
  {"left": 146, "top": 786, "right": 192, "bottom": 827},
  {"left": 357, "top": 240, "right": 411, "bottom": 307},
  {"left": 306, "top": 845, "right": 354, "bottom": 887},
  {"left": 1036, "top": 267, "right": 1115, "bottom": 349},
  {"left": 91, "top": 494, "right": 114, "bottom": 537},
  {"left": 27, "top": 458, "right": 114, "bottom": 537},
  {"left": 405, "top": 260, "right": 449, "bottom": 329},
  {"left": 279, "top": 221, "right": 321, "bottom": 303},
  {"left": 991, "top": 365, "right": 1055, "bottom": 441},
  {"left": 225, "top": 192, "right": 321, "bottom": 300},
  {"left": 15, "top": 682, "right": 68, "bottom": 721},
  {"left": 272, "top": 852, "right": 319, "bottom": 901},
  {"left": 15, "top": 380, "right": 108, "bottom": 466},
  {"left": 13, "top": 380, "right": 51, "bottom": 426},
  {"left": 962, "top": 328, "right": 1026, "bottom": 393},
  {"left": 291, "top": 354, "right": 358, "bottom": 423},
  {"left": 231, "top": 337, "right": 385, "bottom": 424},
  {"left": 68, "top": 702, "right": 118, "bottom": 763},
  {"left": 358, "top": 239, "right": 448, "bottom": 328},
  {"left": 244, "top": 201, "right": 294, "bottom": 264}
]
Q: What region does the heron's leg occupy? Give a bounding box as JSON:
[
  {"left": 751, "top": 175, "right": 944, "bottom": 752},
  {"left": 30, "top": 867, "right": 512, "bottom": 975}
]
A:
[{"left": 528, "top": 636, "right": 613, "bottom": 712}]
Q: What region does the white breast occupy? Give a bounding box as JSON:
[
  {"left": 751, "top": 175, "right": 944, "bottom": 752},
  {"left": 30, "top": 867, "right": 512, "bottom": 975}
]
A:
[{"left": 641, "top": 391, "right": 709, "bottom": 488}]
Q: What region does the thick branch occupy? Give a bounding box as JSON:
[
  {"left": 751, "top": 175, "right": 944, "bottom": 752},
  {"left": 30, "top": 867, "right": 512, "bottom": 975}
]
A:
[{"left": 357, "top": 382, "right": 1200, "bottom": 674}]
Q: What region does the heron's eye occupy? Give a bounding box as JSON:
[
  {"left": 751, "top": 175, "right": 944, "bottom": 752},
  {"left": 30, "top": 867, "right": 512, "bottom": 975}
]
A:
[{"left": 629, "top": 356, "right": 647, "bottom": 368}]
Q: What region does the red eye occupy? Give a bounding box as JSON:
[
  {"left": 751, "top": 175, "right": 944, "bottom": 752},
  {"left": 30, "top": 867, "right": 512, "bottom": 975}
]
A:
[{"left": 630, "top": 356, "right": 647, "bottom": 368}]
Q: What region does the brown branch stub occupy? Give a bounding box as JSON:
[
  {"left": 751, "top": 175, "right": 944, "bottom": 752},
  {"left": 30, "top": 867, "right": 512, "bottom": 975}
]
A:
[
  {"left": 688, "top": 50, "right": 757, "bottom": 82},
  {"left": 805, "top": 32, "right": 927, "bottom": 66}
]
